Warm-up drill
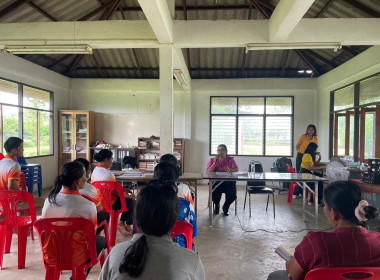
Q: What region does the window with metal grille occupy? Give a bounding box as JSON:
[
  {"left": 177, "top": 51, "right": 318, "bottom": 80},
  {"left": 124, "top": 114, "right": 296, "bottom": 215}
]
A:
[
  {"left": 210, "top": 96, "right": 294, "bottom": 156},
  {"left": 0, "top": 77, "right": 53, "bottom": 157}
]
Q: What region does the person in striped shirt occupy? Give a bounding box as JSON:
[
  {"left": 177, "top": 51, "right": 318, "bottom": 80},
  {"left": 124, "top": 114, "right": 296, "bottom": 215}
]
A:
[{"left": 268, "top": 181, "right": 380, "bottom": 280}]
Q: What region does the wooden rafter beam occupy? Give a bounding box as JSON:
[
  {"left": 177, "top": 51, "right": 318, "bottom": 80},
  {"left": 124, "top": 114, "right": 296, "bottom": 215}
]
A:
[
  {"left": 47, "top": 54, "right": 74, "bottom": 69},
  {"left": 302, "top": 49, "right": 335, "bottom": 67},
  {"left": 248, "top": 1, "right": 253, "bottom": 19},
  {"left": 100, "top": 0, "right": 120, "bottom": 20},
  {"left": 256, "top": 0, "right": 275, "bottom": 11},
  {"left": 27, "top": 1, "right": 57, "bottom": 21},
  {"left": 132, "top": 49, "right": 142, "bottom": 78},
  {"left": 295, "top": 50, "right": 320, "bottom": 76},
  {"left": 182, "top": 0, "right": 187, "bottom": 20},
  {"left": 67, "top": 54, "right": 84, "bottom": 76},
  {"left": 75, "top": 66, "right": 324, "bottom": 73},
  {"left": 0, "top": 0, "right": 29, "bottom": 19},
  {"left": 250, "top": 0, "right": 270, "bottom": 19},
  {"left": 241, "top": 50, "right": 247, "bottom": 77},
  {"left": 92, "top": 52, "right": 104, "bottom": 78},
  {"left": 118, "top": 2, "right": 125, "bottom": 20},
  {"left": 123, "top": 5, "right": 252, "bottom": 12},
  {"left": 343, "top": 0, "right": 380, "bottom": 17},
  {"left": 281, "top": 50, "right": 290, "bottom": 77},
  {"left": 77, "top": 0, "right": 115, "bottom": 21},
  {"left": 315, "top": 0, "right": 335, "bottom": 18}
]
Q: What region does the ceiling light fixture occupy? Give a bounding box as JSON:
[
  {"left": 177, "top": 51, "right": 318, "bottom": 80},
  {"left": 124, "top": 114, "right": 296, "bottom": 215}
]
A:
[
  {"left": 298, "top": 70, "right": 305, "bottom": 73},
  {"left": 2, "top": 45, "right": 93, "bottom": 55},
  {"left": 245, "top": 42, "right": 342, "bottom": 53},
  {"left": 173, "top": 69, "right": 188, "bottom": 86},
  {"left": 306, "top": 70, "right": 313, "bottom": 74}
]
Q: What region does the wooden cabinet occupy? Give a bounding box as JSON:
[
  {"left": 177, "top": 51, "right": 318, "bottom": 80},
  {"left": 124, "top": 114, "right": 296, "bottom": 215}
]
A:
[
  {"left": 138, "top": 137, "right": 185, "bottom": 172},
  {"left": 59, "top": 111, "right": 95, "bottom": 171}
]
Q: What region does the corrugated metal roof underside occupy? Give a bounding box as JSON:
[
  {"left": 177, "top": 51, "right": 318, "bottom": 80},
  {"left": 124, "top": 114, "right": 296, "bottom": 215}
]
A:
[{"left": 0, "top": 0, "right": 378, "bottom": 79}]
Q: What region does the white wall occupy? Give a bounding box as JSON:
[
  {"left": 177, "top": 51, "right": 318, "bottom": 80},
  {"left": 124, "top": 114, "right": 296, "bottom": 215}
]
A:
[
  {"left": 0, "top": 53, "right": 70, "bottom": 191},
  {"left": 191, "top": 78, "right": 318, "bottom": 177},
  {"left": 316, "top": 46, "right": 380, "bottom": 159},
  {"left": 69, "top": 78, "right": 187, "bottom": 147}
]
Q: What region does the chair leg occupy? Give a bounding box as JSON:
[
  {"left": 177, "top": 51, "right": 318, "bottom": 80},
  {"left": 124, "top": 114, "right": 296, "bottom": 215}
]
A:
[
  {"left": 266, "top": 194, "right": 269, "bottom": 211},
  {"left": 249, "top": 193, "right": 251, "bottom": 218},
  {"left": 235, "top": 190, "right": 237, "bottom": 215},
  {"left": 5, "top": 226, "right": 13, "bottom": 253},
  {"left": 243, "top": 191, "right": 247, "bottom": 210},
  {"left": 45, "top": 267, "right": 60, "bottom": 280},
  {"left": 273, "top": 193, "right": 276, "bottom": 219},
  {"left": 0, "top": 223, "right": 6, "bottom": 270},
  {"left": 73, "top": 265, "right": 87, "bottom": 280},
  {"left": 17, "top": 226, "right": 28, "bottom": 269},
  {"left": 110, "top": 212, "right": 119, "bottom": 247}
]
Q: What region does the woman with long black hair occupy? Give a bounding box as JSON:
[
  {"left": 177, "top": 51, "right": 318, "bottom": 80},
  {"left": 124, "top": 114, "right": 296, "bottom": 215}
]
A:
[
  {"left": 99, "top": 180, "right": 205, "bottom": 280},
  {"left": 41, "top": 161, "right": 107, "bottom": 270}
]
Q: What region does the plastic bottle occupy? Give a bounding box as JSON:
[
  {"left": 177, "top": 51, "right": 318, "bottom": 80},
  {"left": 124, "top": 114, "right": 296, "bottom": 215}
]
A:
[{"left": 153, "top": 160, "right": 157, "bottom": 170}]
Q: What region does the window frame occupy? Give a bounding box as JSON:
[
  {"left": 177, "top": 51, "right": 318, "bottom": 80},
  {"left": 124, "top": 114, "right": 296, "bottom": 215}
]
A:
[
  {"left": 0, "top": 76, "right": 54, "bottom": 158},
  {"left": 209, "top": 96, "right": 294, "bottom": 157},
  {"left": 329, "top": 72, "right": 380, "bottom": 162}
]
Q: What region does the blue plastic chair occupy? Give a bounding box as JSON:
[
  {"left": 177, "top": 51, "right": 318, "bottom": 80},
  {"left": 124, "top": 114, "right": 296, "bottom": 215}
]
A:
[{"left": 17, "top": 157, "right": 42, "bottom": 197}]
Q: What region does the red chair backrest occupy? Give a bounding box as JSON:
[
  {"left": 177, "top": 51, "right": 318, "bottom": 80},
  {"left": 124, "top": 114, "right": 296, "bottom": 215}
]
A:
[
  {"left": 92, "top": 181, "right": 128, "bottom": 212},
  {"left": 0, "top": 190, "right": 36, "bottom": 227},
  {"left": 305, "top": 267, "right": 380, "bottom": 280},
  {"left": 19, "top": 172, "right": 27, "bottom": 192},
  {"left": 287, "top": 164, "right": 295, "bottom": 174},
  {"left": 0, "top": 153, "right": 4, "bottom": 161},
  {"left": 171, "top": 220, "right": 193, "bottom": 250},
  {"left": 34, "top": 217, "right": 99, "bottom": 269}
]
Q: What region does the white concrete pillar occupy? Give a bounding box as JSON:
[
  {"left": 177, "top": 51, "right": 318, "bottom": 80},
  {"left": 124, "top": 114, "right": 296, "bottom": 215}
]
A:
[{"left": 159, "top": 44, "right": 174, "bottom": 155}]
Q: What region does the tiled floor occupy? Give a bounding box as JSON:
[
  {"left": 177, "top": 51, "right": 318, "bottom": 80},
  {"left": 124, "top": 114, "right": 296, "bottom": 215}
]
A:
[{"left": 2, "top": 184, "right": 380, "bottom": 279}]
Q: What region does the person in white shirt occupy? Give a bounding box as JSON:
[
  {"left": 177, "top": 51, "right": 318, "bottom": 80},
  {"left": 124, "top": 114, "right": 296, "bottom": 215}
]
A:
[
  {"left": 41, "top": 161, "right": 107, "bottom": 274},
  {"left": 91, "top": 149, "right": 135, "bottom": 237},
  {"left": 74, "top": 158, "right": 110, "bottom": 236},
  {"left": 0, "top": 137, "right": 24, "bottom": 191}
]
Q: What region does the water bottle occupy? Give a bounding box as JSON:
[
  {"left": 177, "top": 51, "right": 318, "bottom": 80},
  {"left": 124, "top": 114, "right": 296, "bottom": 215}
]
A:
[{"left": 153, "top": 160, "right": 157, "bottom": 170}]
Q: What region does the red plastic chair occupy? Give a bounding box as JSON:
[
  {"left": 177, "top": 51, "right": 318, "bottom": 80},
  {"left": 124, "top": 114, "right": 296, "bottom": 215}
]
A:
[
  {"left": 81, "top": 194, "right": 111, "bottom": 254},
  {"left": 305, "top": 267, "right": 380, "bottom": 280},
  {"left": 0, "top": 153, "right": 4, "bottom": 160},
  {"left": 287, "top": 165, "right": 315, "bottom": 205},
  {"left": 287, "top": 165, "right": 299, "bottom": 204},
  {"left": 171, "top": 220, "right": 193, "bottom": 250},
  {"left": 34, "top": 217, "right": 106, "bottom": 280},
  {"left": 92, "top": 181, "right": 128, "bottom": 246},
  {"left": 0, "top": 190, "right": 36, "bottom": 269},
  {"left": 19, "top": 172, "right": 27, "bottom": 192}
]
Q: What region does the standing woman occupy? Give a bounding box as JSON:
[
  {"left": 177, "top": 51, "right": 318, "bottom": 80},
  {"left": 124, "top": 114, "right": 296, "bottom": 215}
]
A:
[
  {"left": 41, "top": 161, "right": 107, "bottom": 270},
  {"left": 296, "top": 125, "right": 319, "bottom": 173},
  {"left": 98, "top": 180, "right": 205, "bottom": 280},
  {"left": 206, "top": 144, "right": 238, "bottom": 216},
  {"left": 91, "top": 149, "right": 134, "bottom": 237}
]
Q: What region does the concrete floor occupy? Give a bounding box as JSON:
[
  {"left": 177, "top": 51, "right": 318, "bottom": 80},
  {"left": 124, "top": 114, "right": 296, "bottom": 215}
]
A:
[{"left": 2, "top": 183, "right": 380, "bottom": 279}]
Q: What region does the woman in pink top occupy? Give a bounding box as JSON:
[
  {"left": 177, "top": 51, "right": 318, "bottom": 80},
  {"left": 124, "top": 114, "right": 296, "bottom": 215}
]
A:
[
  {"left": 267, "top": 181, "right": 380, "bottom": 280},
  {"left": 206, "top": 144, "right": 238, "bottom": 216}
]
